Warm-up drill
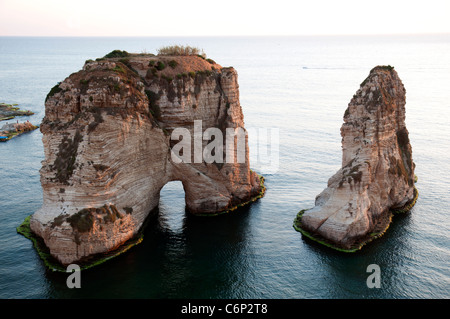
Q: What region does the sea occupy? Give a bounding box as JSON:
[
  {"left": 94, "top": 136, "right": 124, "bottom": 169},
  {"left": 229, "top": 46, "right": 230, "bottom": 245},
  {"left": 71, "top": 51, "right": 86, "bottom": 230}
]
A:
[{"left": 0, "top": 35, "right": 449, "bottom": 299}]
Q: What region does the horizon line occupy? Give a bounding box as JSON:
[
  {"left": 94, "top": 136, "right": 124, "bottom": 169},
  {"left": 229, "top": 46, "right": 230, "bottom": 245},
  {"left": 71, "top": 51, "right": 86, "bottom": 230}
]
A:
[{"left": 1, "top": 32, "right": 450, "bottom": 38}]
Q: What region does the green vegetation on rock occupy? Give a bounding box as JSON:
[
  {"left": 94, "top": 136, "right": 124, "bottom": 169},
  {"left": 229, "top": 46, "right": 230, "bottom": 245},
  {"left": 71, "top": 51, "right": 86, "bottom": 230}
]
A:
[
  {"left": 155, "top": 61, "right": 166, "bottom": 71},
  {"left": 103, "top": 49, "right": 129, "bottom": 58},
  {"left": 1, "top": 103, "right": 38, "bottom": 142},
  {"left": 16, "top": 215, "right": 66, "bottom": 272},
  {"left": 17, "top": 213, "right": 145, "bottom": 272},
  {"left": 45, "top": 83, "right": 63, "bottom": 102},
  {"left": 168, "top": 60, "right": 178, "bottom": 68},
  {"left": 157, "top": 45, "right": 205, "bottom": 57}
]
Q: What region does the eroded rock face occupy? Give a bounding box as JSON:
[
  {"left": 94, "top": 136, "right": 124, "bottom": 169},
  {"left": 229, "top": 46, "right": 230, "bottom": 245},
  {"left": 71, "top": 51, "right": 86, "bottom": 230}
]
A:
[
  {"left": 30, "top": 54, "right": 263, "bottom": 265},
  {"left": 298, "top": 66, "right": 417, "bottom": 250}
]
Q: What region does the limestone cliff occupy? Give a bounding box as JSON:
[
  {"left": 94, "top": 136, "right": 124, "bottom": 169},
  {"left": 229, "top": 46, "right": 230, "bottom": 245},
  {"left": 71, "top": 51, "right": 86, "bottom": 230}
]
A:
[
  {"left": 295, "top": 66, "right": 418, "bottom": 251},
  {"left": 30, "top": 52, "right": 264, "bottom": 266}
]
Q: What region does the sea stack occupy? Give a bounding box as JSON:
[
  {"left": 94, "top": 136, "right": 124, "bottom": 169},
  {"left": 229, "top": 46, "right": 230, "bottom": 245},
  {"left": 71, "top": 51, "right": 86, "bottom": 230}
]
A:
[
  {"left": 294, "top": 66, "right": 418, "bottom": 251},
  {"left": 29, "top": 50, "right": 264, "bottom": 266}
]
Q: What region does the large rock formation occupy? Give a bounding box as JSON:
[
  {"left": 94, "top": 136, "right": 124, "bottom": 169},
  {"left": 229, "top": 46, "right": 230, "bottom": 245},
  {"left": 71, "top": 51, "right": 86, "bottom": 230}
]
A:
[
  {"left": 295, "top": 66, "right": 418, "bottom": 251},
  {"left": 30, "top": 51, "right": 263, "bottom": 266}
]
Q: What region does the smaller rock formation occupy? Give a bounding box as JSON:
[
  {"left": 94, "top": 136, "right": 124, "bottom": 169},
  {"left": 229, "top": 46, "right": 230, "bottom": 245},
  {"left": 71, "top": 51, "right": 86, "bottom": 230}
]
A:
[{"left": 294, "top": 66, "right": 418, "bottom": 252}]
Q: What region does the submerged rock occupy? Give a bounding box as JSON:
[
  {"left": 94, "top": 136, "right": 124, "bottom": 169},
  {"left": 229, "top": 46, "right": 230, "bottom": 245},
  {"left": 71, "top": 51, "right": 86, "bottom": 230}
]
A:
[
  {"left": 29, "top": 51, "right": 264, "bottom": 266},
  {"left": 295, "top": 66, "right": 417, "bottom": 251}
]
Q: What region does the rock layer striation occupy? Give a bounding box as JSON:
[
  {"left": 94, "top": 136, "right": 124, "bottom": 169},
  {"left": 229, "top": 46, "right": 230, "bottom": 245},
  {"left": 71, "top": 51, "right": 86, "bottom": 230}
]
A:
[
  {"left": 30, "top": 52, "right": 263, "bottom": 265},
  {"left": 295, "top": 66, "right": 417, "bottom": 251}
]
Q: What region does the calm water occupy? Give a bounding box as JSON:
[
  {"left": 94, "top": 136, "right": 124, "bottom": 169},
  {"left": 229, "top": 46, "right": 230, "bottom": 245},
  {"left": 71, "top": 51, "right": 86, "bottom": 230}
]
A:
[{"left": 0, "top": 35, "right": 449, "bottom": 299}]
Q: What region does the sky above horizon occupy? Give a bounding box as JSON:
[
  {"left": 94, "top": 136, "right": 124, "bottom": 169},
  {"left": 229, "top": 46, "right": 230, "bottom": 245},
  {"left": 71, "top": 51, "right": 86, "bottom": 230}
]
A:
[{"left": 1, "top": 0, "right": 450, "bottom": 37}]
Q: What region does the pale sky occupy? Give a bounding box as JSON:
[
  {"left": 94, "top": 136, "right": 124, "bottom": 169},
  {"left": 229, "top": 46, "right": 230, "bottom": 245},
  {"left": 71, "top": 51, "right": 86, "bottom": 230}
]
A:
[{"left": 1, "top": 0, "right": 449, "bottom": 36}]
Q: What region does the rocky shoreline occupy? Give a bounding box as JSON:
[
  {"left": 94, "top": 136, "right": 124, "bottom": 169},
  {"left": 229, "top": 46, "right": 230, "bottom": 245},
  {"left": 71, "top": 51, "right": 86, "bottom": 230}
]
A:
[
  {"left": 0, "top": 102, "right": 34, "bottom": 120},
  {"left": 0, "top": 103, "right": 38, "bottom": 142}
]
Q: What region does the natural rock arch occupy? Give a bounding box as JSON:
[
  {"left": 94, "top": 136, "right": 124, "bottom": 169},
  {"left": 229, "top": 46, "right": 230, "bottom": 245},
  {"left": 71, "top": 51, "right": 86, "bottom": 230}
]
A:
[{"left": 28, "top": 53, "right": 265, "bottom": 266}]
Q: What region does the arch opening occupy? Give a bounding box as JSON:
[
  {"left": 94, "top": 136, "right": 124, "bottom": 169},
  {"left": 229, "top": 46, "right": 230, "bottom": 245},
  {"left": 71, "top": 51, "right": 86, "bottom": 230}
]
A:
[{"left": 158, "top": 180, "right": 187, "bottom": 232}]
